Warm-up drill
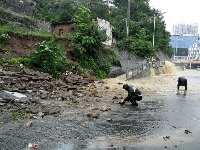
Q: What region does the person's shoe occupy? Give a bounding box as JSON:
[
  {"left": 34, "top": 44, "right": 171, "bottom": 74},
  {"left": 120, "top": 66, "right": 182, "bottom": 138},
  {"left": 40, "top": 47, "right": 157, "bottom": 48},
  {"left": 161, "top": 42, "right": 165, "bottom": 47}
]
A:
[{"left": 131, "top": 102, "right": 138, "bottom": 106}]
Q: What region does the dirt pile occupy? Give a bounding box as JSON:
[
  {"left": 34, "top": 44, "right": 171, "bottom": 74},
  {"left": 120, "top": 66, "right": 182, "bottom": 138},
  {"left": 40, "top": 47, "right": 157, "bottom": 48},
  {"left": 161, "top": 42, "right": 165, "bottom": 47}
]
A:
[{"left": 0, "top": 63, "right": 102, "bottom": 121}]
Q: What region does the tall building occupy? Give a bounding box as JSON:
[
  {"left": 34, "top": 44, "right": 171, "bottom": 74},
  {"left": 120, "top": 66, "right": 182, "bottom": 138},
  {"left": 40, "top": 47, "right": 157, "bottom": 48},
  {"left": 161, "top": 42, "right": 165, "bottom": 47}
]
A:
[
  {"left": 170, "top": 35, "right": 198, "bottom": 60},
  {"left": 170, "top": 23, "right": 199, "bottom": 60},
  {"left": 172, "top": 23, "right": 198, "bottom": 36},
  {"left": 188, "top": 39, "right": 200, "bottom": 60}
]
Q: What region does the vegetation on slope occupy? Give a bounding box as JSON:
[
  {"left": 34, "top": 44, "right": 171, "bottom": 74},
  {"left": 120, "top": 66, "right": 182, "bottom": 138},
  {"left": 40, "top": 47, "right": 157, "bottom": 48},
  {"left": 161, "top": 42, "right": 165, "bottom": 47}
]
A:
[{"left": 0, "top": 0, "right": 173, "bottom": 79}]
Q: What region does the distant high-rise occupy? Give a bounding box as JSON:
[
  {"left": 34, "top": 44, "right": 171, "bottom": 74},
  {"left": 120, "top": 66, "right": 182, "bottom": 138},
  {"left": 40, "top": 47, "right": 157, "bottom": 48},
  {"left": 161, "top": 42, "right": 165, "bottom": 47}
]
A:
[{"left": 172, "top": 23, "right": 198, "bottom": 36}]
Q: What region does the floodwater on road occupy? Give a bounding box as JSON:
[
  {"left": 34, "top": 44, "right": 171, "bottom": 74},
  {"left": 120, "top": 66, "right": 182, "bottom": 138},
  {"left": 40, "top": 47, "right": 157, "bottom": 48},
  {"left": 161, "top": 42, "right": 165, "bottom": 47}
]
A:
[
  {"left": 54, "top": 63, "right": 200, "bottom": 150},
  {"left": 1, "top": 62, "right": 200, "bottom": 150},
  {"left": 81, "top": 66, "right": 200, "bottom": 150}
]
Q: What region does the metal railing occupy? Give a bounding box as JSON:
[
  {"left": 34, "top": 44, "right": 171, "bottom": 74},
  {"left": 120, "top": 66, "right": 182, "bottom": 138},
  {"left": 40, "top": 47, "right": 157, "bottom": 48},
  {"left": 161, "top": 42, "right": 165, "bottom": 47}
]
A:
[{"left": 126, "top": 61, "right": 165, "bottom": 80}]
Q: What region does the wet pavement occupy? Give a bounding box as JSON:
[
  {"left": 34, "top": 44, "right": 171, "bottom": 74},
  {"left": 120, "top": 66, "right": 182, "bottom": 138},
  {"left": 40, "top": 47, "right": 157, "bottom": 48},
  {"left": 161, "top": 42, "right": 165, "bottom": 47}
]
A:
[{"left": 1, "top": 68, "right": 200, "bottom": 150}]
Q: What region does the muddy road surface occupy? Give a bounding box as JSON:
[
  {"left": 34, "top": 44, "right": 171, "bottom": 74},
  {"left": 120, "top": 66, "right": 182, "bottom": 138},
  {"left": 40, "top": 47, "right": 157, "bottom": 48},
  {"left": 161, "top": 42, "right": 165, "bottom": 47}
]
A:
[{"left": 1, "top": 63, "right": 200, "bottom": 150}]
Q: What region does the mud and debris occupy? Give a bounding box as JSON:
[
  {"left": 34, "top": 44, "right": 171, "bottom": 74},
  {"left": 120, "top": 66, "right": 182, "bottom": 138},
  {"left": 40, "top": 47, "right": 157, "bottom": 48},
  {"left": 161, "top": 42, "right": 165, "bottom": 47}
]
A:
[{"left": 1, "top": 62, "right": 200, "bottom": 150}]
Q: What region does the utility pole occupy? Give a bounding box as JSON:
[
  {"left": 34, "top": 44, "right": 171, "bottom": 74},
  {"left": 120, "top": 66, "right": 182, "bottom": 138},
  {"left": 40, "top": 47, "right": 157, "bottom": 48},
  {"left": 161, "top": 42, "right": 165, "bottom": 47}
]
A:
[
  {"left": 125, "top": 0, "right": 130, "bottom": 51},
  {"left": 126, "top": 0, "right": 130, "bottom": 41},
  {"left": 152, "top": 10, "right": 166, "bottom": 47},
  {"left": 153, "top": 14, "right": 155, "bottom": 47}
]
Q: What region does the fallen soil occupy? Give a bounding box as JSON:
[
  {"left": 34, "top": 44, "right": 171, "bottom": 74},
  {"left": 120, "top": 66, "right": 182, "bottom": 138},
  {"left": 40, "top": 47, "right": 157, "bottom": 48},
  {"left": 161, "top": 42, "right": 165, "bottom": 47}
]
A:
[{"left": 2, "top": 61, "right": 200, "bottom": 150}]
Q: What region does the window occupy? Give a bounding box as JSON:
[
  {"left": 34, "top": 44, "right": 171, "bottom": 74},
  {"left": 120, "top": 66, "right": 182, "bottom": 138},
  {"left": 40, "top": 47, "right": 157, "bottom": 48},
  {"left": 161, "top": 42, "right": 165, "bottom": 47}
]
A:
[{"left": 59, "top": 29, "right": 64, "bottom": 36}]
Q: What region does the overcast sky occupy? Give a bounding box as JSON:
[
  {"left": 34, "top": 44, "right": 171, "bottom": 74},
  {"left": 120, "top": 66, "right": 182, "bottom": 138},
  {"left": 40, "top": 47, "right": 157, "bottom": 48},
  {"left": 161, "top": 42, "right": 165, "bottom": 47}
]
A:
[{"left": 149, "top": 0, "right": 200, "bottom": 33}]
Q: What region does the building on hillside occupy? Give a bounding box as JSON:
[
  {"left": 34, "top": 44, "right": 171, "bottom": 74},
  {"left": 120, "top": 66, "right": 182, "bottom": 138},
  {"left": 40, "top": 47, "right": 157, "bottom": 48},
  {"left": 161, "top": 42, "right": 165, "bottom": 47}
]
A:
[
  {"left": 51, "top": 19, "right": 116, "bottom": 46},
  {"left": 51, "top": 22, "right": 74, "bottom": 36},
  {"left": 97, "top": 17, "right": 116, "bottom": 46}
]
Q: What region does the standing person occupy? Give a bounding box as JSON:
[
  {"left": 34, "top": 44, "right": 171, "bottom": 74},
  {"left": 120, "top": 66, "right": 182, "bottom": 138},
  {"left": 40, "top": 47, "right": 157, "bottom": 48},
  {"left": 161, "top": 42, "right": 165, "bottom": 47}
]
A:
[
  {"left": 119, "top": 84, "right": 143, "bottom": 106},
  {"left": 177, "top": 77, "right": 187, "bottom": 95}
]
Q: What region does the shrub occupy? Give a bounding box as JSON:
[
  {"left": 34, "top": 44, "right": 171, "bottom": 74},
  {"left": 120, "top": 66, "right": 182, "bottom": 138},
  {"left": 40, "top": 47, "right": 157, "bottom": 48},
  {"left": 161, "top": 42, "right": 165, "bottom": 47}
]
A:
[
  {"left": 28, "top": 40, "right": 67, "bottom": 78},
  {"left": 0, "top": 33, "right": 10, "bottom": 44},
  {"left": 79, "top": 56, "right": 110, "bottom": 79}
]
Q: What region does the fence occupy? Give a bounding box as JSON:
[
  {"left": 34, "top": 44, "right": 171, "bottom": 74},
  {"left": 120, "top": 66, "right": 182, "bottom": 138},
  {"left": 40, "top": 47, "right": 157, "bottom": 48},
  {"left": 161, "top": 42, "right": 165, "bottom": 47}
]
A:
[{"left": 126, "top": 61, "right": 165, "bottom": 80}]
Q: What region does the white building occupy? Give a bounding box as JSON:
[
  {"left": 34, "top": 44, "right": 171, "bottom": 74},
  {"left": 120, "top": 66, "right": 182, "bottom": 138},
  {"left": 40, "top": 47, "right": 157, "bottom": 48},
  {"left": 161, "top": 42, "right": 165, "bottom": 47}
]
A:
[
  {"left": 97, "top": 17, "right": 116, "bottom": 46},
  {"left": 103, "top": 0, "right": 115, "bottom": 7},
  {"left": 172, "top": 23, "right": 198, "bottom": 36},
  {"left": 188, "top": 40, "right": 200, "bottom": 60}
]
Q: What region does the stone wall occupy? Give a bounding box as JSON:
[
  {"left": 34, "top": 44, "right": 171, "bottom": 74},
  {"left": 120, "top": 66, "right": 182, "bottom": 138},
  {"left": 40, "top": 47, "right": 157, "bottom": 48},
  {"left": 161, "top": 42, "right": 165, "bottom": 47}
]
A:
[
  {"left": 108, "top": 49, "right": 147, "bottom": 78},
  {"left": 0, "top": 0, "right": 35, "bottom": 16}
]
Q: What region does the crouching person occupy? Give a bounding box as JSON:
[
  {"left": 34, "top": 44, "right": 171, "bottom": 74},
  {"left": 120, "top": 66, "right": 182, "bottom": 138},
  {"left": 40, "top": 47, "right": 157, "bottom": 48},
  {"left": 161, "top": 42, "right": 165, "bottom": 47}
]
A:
[
  {"left": 177, "top": 77, "right": 187, "bottom": 95},
  {"left": 119, "top": 84, "right": 143, "bottom": 106}
]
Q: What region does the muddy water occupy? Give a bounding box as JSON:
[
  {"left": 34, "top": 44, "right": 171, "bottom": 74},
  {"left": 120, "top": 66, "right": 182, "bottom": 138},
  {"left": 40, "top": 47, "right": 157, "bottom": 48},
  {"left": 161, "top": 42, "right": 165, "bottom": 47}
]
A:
[
  {"left": 80, "top": 63, "right": 200, "bottom": 150},
  {"left": 1, "top": 62, "right": 200, "bottom": 150}
]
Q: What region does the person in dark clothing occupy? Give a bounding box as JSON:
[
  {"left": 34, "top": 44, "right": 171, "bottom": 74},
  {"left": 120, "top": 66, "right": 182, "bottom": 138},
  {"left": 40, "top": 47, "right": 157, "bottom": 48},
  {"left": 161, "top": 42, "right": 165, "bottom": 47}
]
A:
[
  {"left": 177, "top": 77, "right": 187, "bottom": 95},
  {"left": 119, "top": 84, "right": 143, "bottom": 106}
]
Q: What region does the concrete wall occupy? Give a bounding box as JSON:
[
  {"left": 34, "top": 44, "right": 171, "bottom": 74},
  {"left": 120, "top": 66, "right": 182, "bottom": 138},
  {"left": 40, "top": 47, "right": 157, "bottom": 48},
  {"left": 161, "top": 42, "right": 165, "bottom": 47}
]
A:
[{"left": 108, "top": 48, "right": 170, "bottom": 78}]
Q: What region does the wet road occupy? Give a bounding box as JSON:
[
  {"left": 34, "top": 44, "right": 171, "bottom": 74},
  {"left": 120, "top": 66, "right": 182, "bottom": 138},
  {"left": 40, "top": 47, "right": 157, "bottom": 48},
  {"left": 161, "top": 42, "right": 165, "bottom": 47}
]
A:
[{"left": 1, "top": 68, "right": 200, "bottom": 150}]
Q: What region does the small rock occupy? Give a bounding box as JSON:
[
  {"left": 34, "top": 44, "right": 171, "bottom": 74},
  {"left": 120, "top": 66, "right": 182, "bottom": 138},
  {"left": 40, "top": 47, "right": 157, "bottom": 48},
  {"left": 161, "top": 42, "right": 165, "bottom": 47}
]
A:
[
  {"left": 25, "top": 113, "right": 33, "bottom": 119},
  {"left": 78, "top": 105, "right": 85, "bottom": 109},
  {"left": 104, "top": 86, "right": 110, "bottom": 89},
  {"left": 112, "top": 96, "right": 119, "bottom": 100},
  {"left": 100, "top": 105, "right": 111, "bottom": 111},
  {"left": 26, "top": 121, "right": 33, "bottom": 127},
  {"left": 31, "top": 96, "right": 40, "bottom": 103},
  {"left": 91, "top": 107, "right": 99, "bottom": 110},
  {"left": 87, "top": 113, "right": 98, "bottom": 118},
  {"left": 32, "top": 116, "right": 43, "bottom": 120},
  {"left": 89, "top": 90, "right": 98, "bottom": 96},
  {"left": 40, "top": 93, "right": 48, "bottom": 99},
  {"left": 37, "top": 112, "right": 44, "bottom": 117},
  {"left": 106, "top": 118, "right": 113, "bottom": 122}
]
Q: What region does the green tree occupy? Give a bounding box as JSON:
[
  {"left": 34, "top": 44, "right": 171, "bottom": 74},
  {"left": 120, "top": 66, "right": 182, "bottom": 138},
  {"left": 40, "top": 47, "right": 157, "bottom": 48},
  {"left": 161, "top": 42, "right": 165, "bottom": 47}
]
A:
[
  {"left": 34, "top": 0, "right": 75, "bottom": 22},
  {"left": 72, "top": 5, "right": 111, "bottom": 79},
  {"left": 73, "top": 5, "right": 107, "bottom": 56},
  {"left": 32, "top": 0, "right": 173, "bottom": 57},
  {"left": 128, "top": 28, "right": 154, "bottom": 57},
  {"left": 28, "top": 40, "right": 67, "bottom": 78},
  {"left": 82, "top": 0, "right": 110, "bottom": 20},
  {"left": 109, "top": 0, "right": 172, "bottom": 57}
]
